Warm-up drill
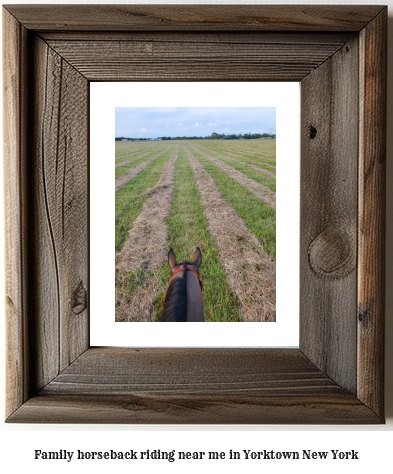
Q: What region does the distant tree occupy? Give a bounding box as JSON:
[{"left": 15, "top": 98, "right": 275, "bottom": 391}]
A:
[{"left": 154, "top": 132, "right": 272, "bottom": 141}]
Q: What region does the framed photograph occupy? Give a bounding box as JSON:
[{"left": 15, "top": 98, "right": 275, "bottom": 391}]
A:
[
  {"left": 90, "top": 82, "right": 300, "bottom": 346},
  {"left": 4, "top": 5, "right": 386, "bottom": 423}
]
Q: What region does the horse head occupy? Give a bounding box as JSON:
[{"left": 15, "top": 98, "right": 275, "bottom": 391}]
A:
[{"left": 161, "top": 247, "right": 204, "bottom": 322}]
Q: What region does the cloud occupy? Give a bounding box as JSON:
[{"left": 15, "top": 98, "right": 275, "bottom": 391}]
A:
[
  {"left": 208, "top": 119, "right": 222, "bottom": 126},
  {"left": 116, "top": 107, "right": 275, "bottom": 138}
]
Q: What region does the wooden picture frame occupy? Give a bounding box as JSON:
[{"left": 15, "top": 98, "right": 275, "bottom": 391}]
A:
[{"left": 3, "top": 5, "right": 386, "bottom": 424}]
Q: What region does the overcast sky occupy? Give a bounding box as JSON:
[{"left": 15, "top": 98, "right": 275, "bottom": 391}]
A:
[{"left": 115, "top": 107, "right": 276, "bottom": 138}]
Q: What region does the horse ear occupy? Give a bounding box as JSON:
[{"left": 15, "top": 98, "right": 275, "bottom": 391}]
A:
[
  {"left": 192, "top": 247, "right": 202, "bottom": 269},
  {"left": 168, "top": 248, "right": 177, "bottom": 269}
]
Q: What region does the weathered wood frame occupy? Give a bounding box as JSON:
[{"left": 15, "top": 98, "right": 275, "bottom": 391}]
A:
[{"left": 3, "top": 5, "right": 386, "bottom": 423}]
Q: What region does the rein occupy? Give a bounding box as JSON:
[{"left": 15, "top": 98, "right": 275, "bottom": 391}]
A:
[{"left": 167, "top": 267, "right": 204, "bottom": 291}]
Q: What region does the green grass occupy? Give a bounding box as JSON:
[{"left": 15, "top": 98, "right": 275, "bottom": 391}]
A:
[
  {"left": 192, "top": 145, "right": 276, "bottom": 192},
  {"left": 115, "top": 151, "right": 145, "bottom": 163},
  {"left": 115, "top": 268, "right": 145, "bottom": 307},
  {"left": 115, "top": 145, "right": 166, "bottom": 164},
  {"left": 153, "top": 146, "right": 242, "bottom": 322},
  {"left": 115, "top": 140, "right": 276, "bottom": 321},
  {"left": 195, "top": 143, "right": 276, "bottom": 170},
  {"left": 115, "top": 148, "right": 168, "bottom": 180},
  {"left": 235, "top": 153, "right": 276, "bottom": 166},
  {"left": 199, "top": 143, "right": 276, "bottom": 167},
  {"left": 115, "top": 147, "right": 174, "bottom": 253},
  {"left": 191, "top": 149, "right": 276, "bottom": 258}
]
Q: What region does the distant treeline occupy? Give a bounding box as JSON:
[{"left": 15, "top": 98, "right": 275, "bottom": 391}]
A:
[
  {"left": 116, "top": 132, "right": 276, "bottom": 141},
  {"left": 115, "top": 137, "right": 151, "bottom": 141}
]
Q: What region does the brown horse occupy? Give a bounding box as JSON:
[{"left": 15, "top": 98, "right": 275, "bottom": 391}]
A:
[{"left": 160, "top": 247, "right": 204, "bottom": 322}]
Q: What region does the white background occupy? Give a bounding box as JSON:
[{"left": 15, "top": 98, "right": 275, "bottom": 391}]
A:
[
  {"left": 1, "top": 0, "right": 392, "bottom": 473},
  {"left": 90, "top": 82, "right": 300, "bottom": 347}
]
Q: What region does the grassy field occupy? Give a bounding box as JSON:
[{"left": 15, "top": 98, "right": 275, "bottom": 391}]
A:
[{"left": 115, "top": 139, "right": 276, "bottom": 322}]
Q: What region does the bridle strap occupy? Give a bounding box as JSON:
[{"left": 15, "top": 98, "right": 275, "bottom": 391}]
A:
[{"left": 167, "top": 267, "right": 204, "bottom": 291}]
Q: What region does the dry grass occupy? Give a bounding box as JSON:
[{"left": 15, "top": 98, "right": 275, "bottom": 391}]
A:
[
  {"left": 245, "top": 162, "right": 276, "bottom": 178},
  {"left": 115, "top": 147, "right": 165, "bottom": 168},
  {"left": 115, "top": 146, "right": 171, "bottom": 192},
  {"left": 186, "top": 148, "right": 276, "bottom": 322},
  {"left": 190, "top": 145, "right": 276, "bottom": 209},
  {"left": 115, "top": 147, "right": 179, "bottom": 321},
  {"left": 194, "top": 144, "right": 276, "bottom": 178},
  {"left": 199, "top": 142, "right": 276, "bottom": 163}
]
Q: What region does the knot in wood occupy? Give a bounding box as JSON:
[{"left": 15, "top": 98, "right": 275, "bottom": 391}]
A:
[
  {"left": 72, "top": 281, "right": 87, "bottom": 315},
  {"left": 308, "top": 228, "right": 354, "bottom": 279}
]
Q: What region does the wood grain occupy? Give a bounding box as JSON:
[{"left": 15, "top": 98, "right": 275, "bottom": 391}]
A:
[
  {"left": 7, "top": 348, "right": 380, "bottom": 424},
  {"left": 300, "top": 36, "right": 359, "bottom": 394},
  {"left": 29, "top": 36, "right": 89, "bottom": 391},
  {"left": 3, "top": 5, "right": 386, "bottom": 424},
  {"left": 3, "top": 5, "right": 384, "bottom": 32},
  {"left": 9, "top": 392, "right": 379, "bottom": 425},
  {"left": 358, "top": 9, "right": 387, "bottom": 418},
  {"left": 45, "top": 38, "right": 347, "bottom": 82},
  {"left": 40, "top": 31, "right": 354, "bottom": 44},
  {"left": 3, "top": 8, "right": 29, "bottom": 418}
]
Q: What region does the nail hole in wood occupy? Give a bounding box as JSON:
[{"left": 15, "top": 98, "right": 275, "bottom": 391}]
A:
[
  {"left": 358, "top": 308, "right": 370, "bottom": 323},
  {"left": 309, "top": 125, "right": 317, "bottom": 139}
]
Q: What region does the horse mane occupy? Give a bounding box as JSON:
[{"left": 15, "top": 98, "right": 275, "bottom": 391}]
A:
[{"left": 161, "top": 261, "right": 188, "bottom": 322}]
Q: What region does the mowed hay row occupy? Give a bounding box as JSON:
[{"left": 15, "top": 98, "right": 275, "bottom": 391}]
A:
[
  {"left": 186, "top": 147, "right": 276, "bottom": 258},
  {"left": 198, "top": 139, "right": 276, "bottom": 162},
  {"left": 186, "top": 148, "right": 275, "bottom": 322},
  {"left": 218, "top": 139, "right": 276, "bottom": 156},
  {"left": 201, "top": 142, "right": 277, "bottom": 166},
  {"left": 115, "top": 144, "right": 242, "bottom": 322},
  {"left": 115, "top": 144, "right": 168, "bottom": 167},
  {"left": 115, "top": 146, "right": 176, "bottom": 253},
  {"left": 114, "top": 140, "right": 276, "bottom": 322},
  {"left": 193, "top": 142, "right": 276, "bottom": 178},
  {"left": 206, "top": 148, "right": 276, "bottom": 167},
  {"left": 115, "top": 145, "right": 172, "bottom": 179},
  {"left": 115, "top": 145, "right": 172, "bottom": 191},
  {"left": 115, "top": 141, "right": 167, "bottom": 160},
  {"left": 115, "top": 140, "right": 163, "bottom": 158},
  {"left": 154, "top": 145, "right": 242, "bottom": 322},
  {"left": 115, "top": 147, "right": 179, "bottom": 322},
  {"left": 194, "top": 141, "right": 277, "bottom": 171},
  {"left": 190, "top": 144, "right": 276, "bottom": 196},
  {"left": 115, "top": 141, "right": 133, "bottom": 156}
]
